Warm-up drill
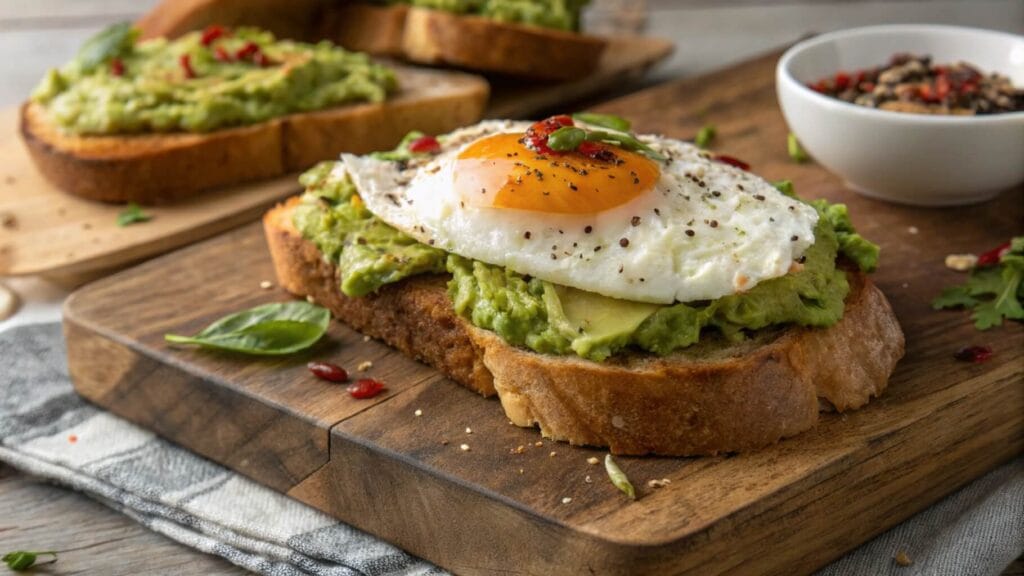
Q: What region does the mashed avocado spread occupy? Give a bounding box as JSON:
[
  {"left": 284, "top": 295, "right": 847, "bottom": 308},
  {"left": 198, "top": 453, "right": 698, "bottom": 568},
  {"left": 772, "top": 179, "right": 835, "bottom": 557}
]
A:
[
  {"left": 294, "top": 159, "right": 880, "bottom": 362},
  {"left": 32, "top": 23, "right": 397, "bottom": 135},
  {"left": 380, "top": 0, "right": 590, "bottom": 31}
]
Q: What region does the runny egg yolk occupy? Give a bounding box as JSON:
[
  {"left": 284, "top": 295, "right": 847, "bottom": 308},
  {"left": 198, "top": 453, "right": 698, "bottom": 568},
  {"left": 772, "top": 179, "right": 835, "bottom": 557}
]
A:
[{"left": 453, "top": 133, "right": 660, "bottom": 214}]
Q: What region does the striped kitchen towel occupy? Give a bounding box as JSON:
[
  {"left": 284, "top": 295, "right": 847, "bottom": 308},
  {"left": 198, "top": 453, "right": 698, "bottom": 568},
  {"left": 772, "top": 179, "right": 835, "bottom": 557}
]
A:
[{"left": 1, "top": 322, "right": 1021, "bottom": 575}]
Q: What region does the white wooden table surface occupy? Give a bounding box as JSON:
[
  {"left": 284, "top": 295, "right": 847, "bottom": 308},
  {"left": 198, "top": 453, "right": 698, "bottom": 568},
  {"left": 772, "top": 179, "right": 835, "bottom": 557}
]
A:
[{"left": 0, "top": 1, "right": 1021, "bottom": 574}]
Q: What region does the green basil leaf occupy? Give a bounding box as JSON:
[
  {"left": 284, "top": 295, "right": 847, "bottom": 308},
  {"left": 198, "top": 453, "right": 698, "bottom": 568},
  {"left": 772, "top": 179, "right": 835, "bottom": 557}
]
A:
[
  {"left": 116, "top": 202, "right": 150, "bottom": 227},
  {"left": 547, "top": 126, "right": 586, "bottom": 151},
  {"left": 165, "top": 301, "right": 330, "bottom": 355},
  {"left": 694, "top": 124, "right": 716, "bottom": 149},
  {"left": 771, "top": 180, "right": 796, "bottom": 197},
  {"left": 572, "top": 112, "right": 631, "bottom": 132},
  {"left": 77, "top": 22, "right": 137, "bottom": 72}
]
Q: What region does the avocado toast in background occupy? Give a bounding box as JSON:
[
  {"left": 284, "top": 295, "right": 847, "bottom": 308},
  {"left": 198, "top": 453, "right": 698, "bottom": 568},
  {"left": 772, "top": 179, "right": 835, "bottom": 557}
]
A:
[
  {"left": 320, "top": 0, "right": 607, "bottom": 80},
  {"left": 138, "top": 0, "right": 607, "bottom": 81},
  {"left": 265, "top": 115, "right": 905, "bottom": 455},
  {"left": 20, "top": 23, "right": 488, "bottom": 203}
]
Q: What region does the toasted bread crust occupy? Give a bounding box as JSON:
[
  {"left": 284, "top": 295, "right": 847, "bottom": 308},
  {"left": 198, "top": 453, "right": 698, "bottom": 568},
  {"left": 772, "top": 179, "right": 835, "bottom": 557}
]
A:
[
  {"left": 263, "top": 199, "right": 905, "bottom": 455},
  {"left": 21, "top": 67, "right": 488, "bottom": 204},
  {"left": 401, "top": 7, "right": 606, "bottom": 80},
  {"left": 318, "top": 3, "right": 409, "bottom": 58}
]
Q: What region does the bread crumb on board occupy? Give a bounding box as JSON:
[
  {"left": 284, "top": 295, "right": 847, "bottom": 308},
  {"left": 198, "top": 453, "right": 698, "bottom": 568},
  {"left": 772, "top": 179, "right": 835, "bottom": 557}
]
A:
[
  {"left": 465, "top": 427, "right": 473, "bottom": 434},
  {"left": 259, "top": 280, "right": 273, "bottom": 290},
  {"left": 459, "top": 443, "right": 470, "bottom": 452},
  {"left": 945, "top": 253, "right": 978, "bottom": 271},
  {"left": 894, "top": 550, "right": 912, "bottom": 567},
  {"left": 586, "top": 457, "right": 600, "bottom": 465},
  {"left": 357, "top": 360, "right": 373, "bottom": 372},
  {"left": 363, "top": 335, "right": 371, "bottom": 342},
  {"left": 414, "top": 409, "right": 423, "bottom": 417},
  {"left": 647, "top": 478, "right": 672, "bottom": 489},
  {"left": 561, "top": 497, "right": 573, "bottom": 504},
  {"left": 907, "top": 226, "right": 919, "bottom": 235}
]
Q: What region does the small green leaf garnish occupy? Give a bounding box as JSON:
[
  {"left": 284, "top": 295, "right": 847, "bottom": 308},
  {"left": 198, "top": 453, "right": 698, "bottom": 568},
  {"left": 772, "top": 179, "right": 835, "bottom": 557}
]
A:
[
  {"left": 694, "top": 124, "right": 716, "bottom": 149},
  {"left": 933, "top": 237, "right": 1024, "bottom": 330},
  {"left": 787, "top": 133, "right": 809, "bottom": 163},
  {"left": 3, "top": 551, "right": 57, "bottom": 572},
  {"left": 371, "top": 131, "right": 426, "bottom": 161},
  {"left": 547, "top": 126, "right": 587, "bottom": 152},
  {"left": 165, "top": 301, "right": 331, "bottom": 355},
  {"left": 584, "top": 130, "right": 667, "bottom": 162},
  {"left": 604, "top": 454, "right": 636, "bottom": 500},
  {"left": 77, "top": 22, "right": 137, "bottom": 72},
  {"left": 572, "top": 112, "right": 631, "bottom": 132},
  {"left": 116, "top": 202, "right": 150, "bottom": 227}
]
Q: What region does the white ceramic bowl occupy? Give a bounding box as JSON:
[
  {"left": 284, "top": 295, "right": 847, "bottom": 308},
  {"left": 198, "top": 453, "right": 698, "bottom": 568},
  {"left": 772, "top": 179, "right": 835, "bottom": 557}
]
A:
[{"left": 777, "top": 25, "right": 1024, "bottom": 206}]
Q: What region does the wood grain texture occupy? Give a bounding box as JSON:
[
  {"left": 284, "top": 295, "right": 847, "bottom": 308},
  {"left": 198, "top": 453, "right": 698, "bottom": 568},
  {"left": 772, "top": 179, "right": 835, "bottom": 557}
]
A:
[
  {"left": 0, "top": 464, "right": 246, "bottom": 575},
  {"left": 64, "top": 50, "right": 1024, "bottom": 575}
]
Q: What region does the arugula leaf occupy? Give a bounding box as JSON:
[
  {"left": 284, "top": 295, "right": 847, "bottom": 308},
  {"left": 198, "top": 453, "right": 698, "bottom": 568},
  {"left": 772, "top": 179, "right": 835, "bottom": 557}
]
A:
[
  {"left": 165, "top": 301, "right": 330, "bottom": 355},
  {"left": 694, "top": 124, "right": 716, "bottom": 149},
  {"left": 116, "top": 202, "right": 150, "bottom": 227},
  {"left": 933, "top": 237, "right": 1024, "bottom": 330},
  {"left": 77, "top": 22, "right": 137, "bottom": 72},
  {"left": 572, "top": 112, "right": 631, "bottom": 132}
]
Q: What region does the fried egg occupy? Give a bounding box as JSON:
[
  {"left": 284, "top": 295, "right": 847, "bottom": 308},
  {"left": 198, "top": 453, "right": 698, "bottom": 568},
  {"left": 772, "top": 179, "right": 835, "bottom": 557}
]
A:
[{"left": 341, "top": 120, "right": 819, "bottom": 304}]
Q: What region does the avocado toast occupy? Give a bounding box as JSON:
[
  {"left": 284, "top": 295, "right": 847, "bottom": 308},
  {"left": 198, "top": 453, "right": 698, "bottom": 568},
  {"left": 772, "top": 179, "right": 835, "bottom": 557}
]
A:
[
  {"left": 21, "top": 23, "right": 488, "bottom": 203},
  {"left": 264, "top": 116, "right": 905, "bottom": 456}
]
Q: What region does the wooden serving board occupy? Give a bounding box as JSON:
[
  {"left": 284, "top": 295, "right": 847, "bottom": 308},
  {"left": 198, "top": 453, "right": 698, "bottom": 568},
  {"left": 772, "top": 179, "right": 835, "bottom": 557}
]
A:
[{"left": 64, "top": 51, "right": 1023, "bottom": 575}]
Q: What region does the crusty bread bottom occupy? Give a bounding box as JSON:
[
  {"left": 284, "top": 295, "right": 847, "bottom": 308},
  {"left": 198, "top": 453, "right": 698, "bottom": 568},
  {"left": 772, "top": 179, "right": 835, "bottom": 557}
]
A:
[{"left": 264, "top": 198, "right": 905, "bottom": 455}]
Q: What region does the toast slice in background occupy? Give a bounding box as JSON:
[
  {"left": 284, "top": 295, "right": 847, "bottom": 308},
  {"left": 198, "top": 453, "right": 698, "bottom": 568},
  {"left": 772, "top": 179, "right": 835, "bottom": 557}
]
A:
[
  {"left": 21, "top": 66, "right": 488, "bottom": 204},
  {"left": 263, "top": 197, "right": 906, "bottom": 456},
  {"left": 138, "top": 0, "right": 609, "bottom": 80}
]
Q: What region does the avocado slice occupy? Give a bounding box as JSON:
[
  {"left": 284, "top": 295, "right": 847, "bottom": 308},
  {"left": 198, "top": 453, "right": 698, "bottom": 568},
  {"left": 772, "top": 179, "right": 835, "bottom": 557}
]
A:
[{"left": 549, "top": 285, "right": 660, "bottom": 361}]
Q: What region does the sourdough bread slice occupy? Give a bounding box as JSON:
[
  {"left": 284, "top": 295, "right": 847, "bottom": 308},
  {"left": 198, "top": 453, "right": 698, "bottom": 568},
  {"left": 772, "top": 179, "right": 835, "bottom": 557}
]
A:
[
  {"left": 21, "top": 66, "right": 488, "bottom": 204},
  {"left": 264, "top": 198, "right": 905, "bottom": 456}
]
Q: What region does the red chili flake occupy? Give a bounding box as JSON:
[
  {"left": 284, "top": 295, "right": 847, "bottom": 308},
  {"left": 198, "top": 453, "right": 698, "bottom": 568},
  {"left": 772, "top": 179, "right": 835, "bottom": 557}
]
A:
[
  {"left": 110, "top": 57, "right": 125, "bottom": 77},
  {"left": 408, "top": 135, "right": 441, "bottom": 154},
  {"left": 252, "top": 51, "right": 274, "bottom": 67},
  {"left": 200, "top": 25, "right": 228, "bottom": 46},
  {"left": 214, "top": 46, "right": 232, "bottom": 62},
  {"left": 953, "top": 345, "right": 993, "bottom": 363},
  {"left": 525, "top": 115, "right": 574, "bottom": 155},
  {"left": 713, "top": 154, "right": 751, "bottom": 171},
  {"left": 347, "top": 378, "right": 386, "bottom": 399},
  {"left": 179, "top": 54, "right": 196, "bottom": 79},
  {"left": 976, "top": 241, "right": 1012, "bottom": 267},
  {"left": 68, "top": 434, "right": 78, "bottom": 444},
  {"left": 308, "top": 361, "right": 349, "bottom": 383},
  {"left": 577, "top": 140, "right": 616, "bottom": 162},
  {"left": 236, "top": 41, "right": 260, "bottom": 61},
  {"left": 834, "top": 71, "right": 851, "bottom": 90},
  {"left": 935, "top": 75, "right": 951, "bottom": 100}
]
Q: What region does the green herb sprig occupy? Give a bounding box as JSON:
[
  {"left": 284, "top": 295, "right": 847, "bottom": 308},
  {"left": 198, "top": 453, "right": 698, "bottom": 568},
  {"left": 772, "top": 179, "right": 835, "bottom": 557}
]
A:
[
  {"left": 694, "top": 124, "right": 716, "bottom": 149},
  {"left": 77, "top": 22, "right": 137, "bottom": 71},
  {"left": 116, "top": 202, "right": 150, "bottom": 227},
  {"left": 933, "top": 237, "right": 1024, "bottom": 330},
  {"left": 3, "top": 551, "right": 58, "bottom": 572},
  {"left": 604, "top": 454, "right": 636, "bottom": 500},
  {"left": 165, "top": 301, "right": 330, "bottom": 355},
  {"left": 571, "top": 112, "right": 631, "bottom": 132},
  {"left": 787, "top": 133, "right": 809, "bottom": 163}
]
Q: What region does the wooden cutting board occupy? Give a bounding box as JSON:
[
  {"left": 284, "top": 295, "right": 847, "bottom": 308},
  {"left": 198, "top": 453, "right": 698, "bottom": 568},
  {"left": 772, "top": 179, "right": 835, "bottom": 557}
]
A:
[{"left": 63, "top": 51, "right": 1023, "bottom": 575}]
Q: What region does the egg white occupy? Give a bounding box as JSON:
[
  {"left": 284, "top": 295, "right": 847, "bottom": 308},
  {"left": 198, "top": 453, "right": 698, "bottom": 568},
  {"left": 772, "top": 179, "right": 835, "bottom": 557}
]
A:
[{"left": 342, "top": 120, "right": 819, "bottom": 304}]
